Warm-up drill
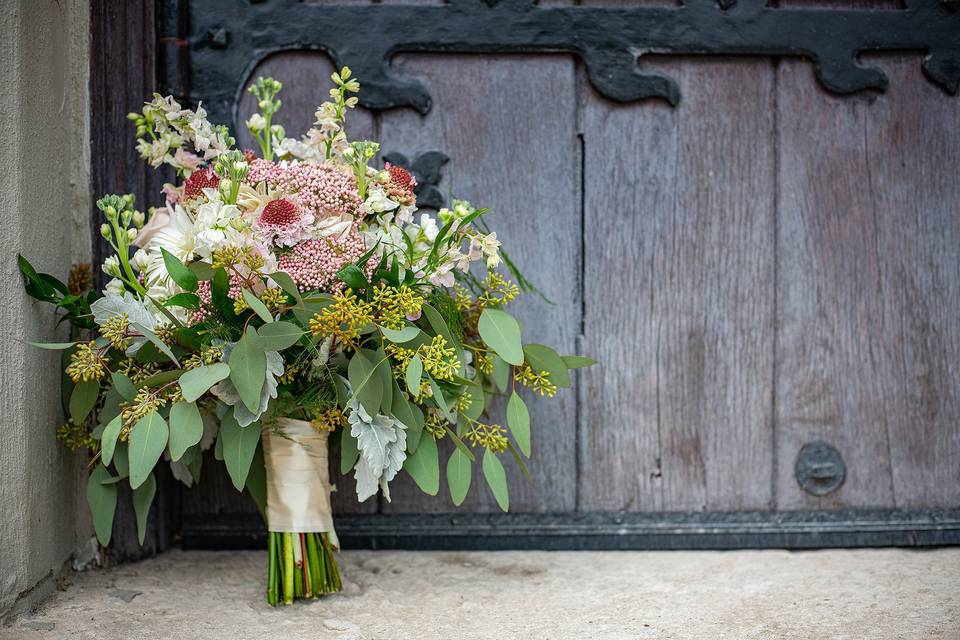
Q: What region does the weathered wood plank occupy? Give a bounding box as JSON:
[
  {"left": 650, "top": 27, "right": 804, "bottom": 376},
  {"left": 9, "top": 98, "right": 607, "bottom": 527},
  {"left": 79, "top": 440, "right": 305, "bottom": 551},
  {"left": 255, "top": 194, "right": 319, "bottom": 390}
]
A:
[
  {"left": 376, "top": 53, "right": 581, "bottom": 513},
  {"left": 776, "top": 57, "right": 892, "bottom": 509},
  {"left": 776, "top": 54, "right": 960, "bottom": 509},
  {"left": 578, "top": 57, "right": 777, "bottom": 512}
]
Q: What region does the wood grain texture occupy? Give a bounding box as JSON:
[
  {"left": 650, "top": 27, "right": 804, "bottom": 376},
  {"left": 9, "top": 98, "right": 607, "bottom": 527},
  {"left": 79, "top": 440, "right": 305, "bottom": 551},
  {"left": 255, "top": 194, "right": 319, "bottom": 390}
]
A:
[
  {"left": 775, "top": 54, "right": 960, "bottom": 509},
  {"left": 376, "top": 53, "right": 581, "bottom": 513},
  {"left": 578, "top": 58, "right": 777, "bottom": 512},
  {"left": 90, "top": 0, "right": 179, "bottom": 562}
]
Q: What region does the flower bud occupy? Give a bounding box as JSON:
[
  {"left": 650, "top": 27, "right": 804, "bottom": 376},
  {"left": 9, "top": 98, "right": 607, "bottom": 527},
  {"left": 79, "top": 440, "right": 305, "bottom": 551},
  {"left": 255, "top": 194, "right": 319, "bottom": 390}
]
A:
[
  {"left": 132, "top": 210, "right": 146, "bottom": 228},
  {"left": 121, "top": 209, "right": 132, "bottom": 226},
  {"left": 100, "top": 224, "right": 112, "bottom": 240},
  {"left": 102, "top": 256, "right": 121, "bottom": 277},
  {"left": 127, "top": 228, "right": 138, "bottom": 242}
]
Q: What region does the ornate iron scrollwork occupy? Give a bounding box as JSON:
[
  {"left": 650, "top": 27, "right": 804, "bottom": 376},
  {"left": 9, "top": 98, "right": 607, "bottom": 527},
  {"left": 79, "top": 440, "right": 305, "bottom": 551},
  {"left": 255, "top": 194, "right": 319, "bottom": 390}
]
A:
[{"left": 185, "top": 0, "right": 960, "bottom": 131}]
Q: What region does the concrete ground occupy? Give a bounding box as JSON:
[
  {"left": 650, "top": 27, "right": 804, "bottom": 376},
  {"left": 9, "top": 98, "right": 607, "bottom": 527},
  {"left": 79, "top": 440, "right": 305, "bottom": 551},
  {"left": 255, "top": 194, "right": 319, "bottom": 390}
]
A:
[{"left": 2, "top": 548, "right": 958, "bottom": 639}]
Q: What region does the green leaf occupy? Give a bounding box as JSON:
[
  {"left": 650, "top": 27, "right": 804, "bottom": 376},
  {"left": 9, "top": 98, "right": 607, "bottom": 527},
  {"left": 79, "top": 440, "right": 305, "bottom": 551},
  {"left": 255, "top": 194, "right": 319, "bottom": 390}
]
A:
[
  {"left": 252, "top": 321, "right": 303, "bottom": 351},
  {"left": 229, "top": 331, "right": 266, "bottom": 413},
  {"left": 444, "top": 425, "right": 475, "bottom": 462},
  {"left": 28, "top": 341, "right": 76, "bottom": 350},
  {"left": 429, "top": 377, "right": 455, "bottom": 422},
  {"left": 128, "top": 410, "right": 168, "bottom": 489},
  {"left": 178, "top": 363, "right": 230, "bottom": 402},
  {"left": 463, "top": 385, "right": 485, "bottom": 421},
  {"left": 219, "top": 410, "right": 261, "bottom": 491},
  {"left": 138, "top": 368, "right": 184, "bottom": 389},
  {"left": 268, "top": 271, "right": 302, "bottom": 303},
  {"left": 391, "top": 381, "right": 422, "bottom": 453},
  {"left": 161, "top": 247, "right": 198, "bottom": 292},
  {"left": 375, "top": 349, "right": 393, "bottom": 416},
  {"left": 405, "top": 354, "right": 423, "bottom": 395},
  {"left": 562, "top": 355, "right": 597, "bottom": 369},
  {"left": 482, "top": 449, "right": 509, "bottom": 511},
  {"left": 100, "top": 415, "right": 124, "bottom": 466},
  {"left": 211, "top": 268, "right": 236, "bottom": 321},
  {"left": 404, "top": 431, "right": 439, "bottom": 495},
  {"left": 168, "top": 401, "right": 203, "bottom": 461},
  {"left": 347, "top": 349, "right": 383, "bottom": 417},
  {"left": 164, "top": 292, "right": 201, "bottom": 310},
  {"left": 246, "top": 442, "right": 267, "bottom": 520},
  {"left": 336, "top": 263, "right": 369, "bottom": 290},
  {"left": 340, "top": 426, "right": 359, "bottom": 474},
  {"left": 111, "top": 372, "right": 137, "bottom": 402},
  {"left": 242, "top": 288, "right": 274, "bottom": 323},
  {"left": 447, "top": 448, "right": 472, "bottom": 506},
  {"left": 86, "top": 463, "right": 117, "bottom": 546},
  {"left": 523, "top": 344, "right": 570, "bottom": 388},
  {"left": 478, "top": 309, "right": 523, "bottom": 366},
  {"left": 188, "top": 261, "right": 215, "bottom": 281},
  {"left": 132, "top": 472, "right": 156, "bottom": 545},
  {"left": 69, "top": 379, "right": 99, "bottom": 425},
  {"left": 131, "top": 322, "right": 180, "bottom": 366},
  {"left": 507, "top": 391, "right": 531, "bottom": 457},
  {"left": 113, "top": 441, "right": 129, "bottom": 477},
  {"left": 491, "top": 355, "right": 510, "bottom": 393},
  {"left": 379, "top": 324, "right": 420, "bottom": 344}
]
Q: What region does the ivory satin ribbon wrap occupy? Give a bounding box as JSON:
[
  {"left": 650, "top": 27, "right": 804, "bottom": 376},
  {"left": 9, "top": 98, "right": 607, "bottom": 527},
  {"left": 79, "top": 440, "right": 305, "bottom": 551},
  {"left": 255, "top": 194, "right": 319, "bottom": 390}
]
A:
[{"left": 262, "top": 418, "right": 339, "bottom": 548}]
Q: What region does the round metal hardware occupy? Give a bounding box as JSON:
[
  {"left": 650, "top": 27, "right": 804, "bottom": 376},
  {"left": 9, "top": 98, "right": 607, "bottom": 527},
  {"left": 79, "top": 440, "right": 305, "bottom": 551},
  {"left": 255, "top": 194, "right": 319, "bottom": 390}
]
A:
[{"left": 795, "top": 441, "right": 846, "bottom": 496}]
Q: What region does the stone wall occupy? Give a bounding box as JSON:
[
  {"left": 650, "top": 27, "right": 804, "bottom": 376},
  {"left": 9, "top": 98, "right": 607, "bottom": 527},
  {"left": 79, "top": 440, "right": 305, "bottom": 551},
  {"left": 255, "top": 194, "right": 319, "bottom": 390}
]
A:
[{"left": 0, "top": 0, "right": 92, "bottom": 620}]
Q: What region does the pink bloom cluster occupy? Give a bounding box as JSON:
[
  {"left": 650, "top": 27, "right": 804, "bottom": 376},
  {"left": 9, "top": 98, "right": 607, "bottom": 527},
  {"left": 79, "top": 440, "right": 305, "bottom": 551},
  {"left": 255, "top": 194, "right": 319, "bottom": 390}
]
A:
[
  {"left": 190, "top": 272, "right": 246, "bottom": 324},
  {"left": 277, "top": 228, "right": 372, "bottom": 293},
  {"left": 247, "top": 159, "right": 362, "bottom": 220},
  {"left": 255, "top": 196, "right": 314, "bottom": 247}
]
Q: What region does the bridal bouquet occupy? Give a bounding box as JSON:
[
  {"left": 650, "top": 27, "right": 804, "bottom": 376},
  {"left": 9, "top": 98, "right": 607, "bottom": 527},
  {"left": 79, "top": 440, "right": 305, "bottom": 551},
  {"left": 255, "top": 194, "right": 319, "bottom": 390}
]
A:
[{"left": 19, "top": 69, "right": 592, "bottom": 606}]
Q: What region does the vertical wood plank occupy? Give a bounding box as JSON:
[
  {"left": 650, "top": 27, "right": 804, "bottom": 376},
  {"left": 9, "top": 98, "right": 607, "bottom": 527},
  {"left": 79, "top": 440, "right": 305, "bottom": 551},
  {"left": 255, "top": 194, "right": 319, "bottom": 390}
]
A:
[
  {"left": 375, "top": 53, "right": 581, "bottom": 513},
  {"left": 776, "top": 54, "right": 960, "bottom": 509},
  {"left": 578, "top": 58, "right": 777, "bottom": 512}
]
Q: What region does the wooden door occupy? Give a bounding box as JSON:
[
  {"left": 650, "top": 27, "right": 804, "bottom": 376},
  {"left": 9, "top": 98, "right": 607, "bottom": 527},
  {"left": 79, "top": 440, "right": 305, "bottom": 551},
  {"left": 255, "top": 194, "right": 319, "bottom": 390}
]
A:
[{"left": 148, "top": 0, "right": 960, "bottom": 549}]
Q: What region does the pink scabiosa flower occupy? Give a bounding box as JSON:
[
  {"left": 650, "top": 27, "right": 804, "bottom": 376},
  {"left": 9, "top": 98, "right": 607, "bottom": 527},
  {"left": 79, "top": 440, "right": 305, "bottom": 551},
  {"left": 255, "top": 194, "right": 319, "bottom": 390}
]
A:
[
  {"left": 385, "top": 162, "right": 417, "bottom": 204},
  {"left": 277, "top": 227, "right": 373, "bottom": 293},
  {"left": 254, "top": 196, "right": 315, "bottom": 247},
  {"left": 183, "top": 166, "right": 220, "bottom": 200},
  {"left": 246, "top": 159, "right": 363, "bottom": 220}
]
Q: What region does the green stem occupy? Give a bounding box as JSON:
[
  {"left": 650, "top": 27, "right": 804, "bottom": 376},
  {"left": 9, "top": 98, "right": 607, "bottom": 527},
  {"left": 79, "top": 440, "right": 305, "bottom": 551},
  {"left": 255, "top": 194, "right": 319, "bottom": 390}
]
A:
[
  {"left": 267, "top": 532, "right": 278, "bottom": 607},
  {"left": 305, "top": 533, "right": 321, "bottom": 597},
  {"left": 282, "top": 532, "right": 294, "bottom": 605}
]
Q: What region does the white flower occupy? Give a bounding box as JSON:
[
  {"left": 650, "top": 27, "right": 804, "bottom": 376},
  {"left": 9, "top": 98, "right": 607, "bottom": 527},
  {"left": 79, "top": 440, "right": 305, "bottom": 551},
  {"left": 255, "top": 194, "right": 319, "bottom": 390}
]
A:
[
  {"left": 102, "top": 255, "right": 121, "bottom": 277},
  {"left": 131, "top": 249, "right": 151, "bottom": 273},
  {"left": 428, "top": 262, "right": 456, "bottom": 288},
  {"left": 104, "top": 278, "right": 125, "bottom": 296},
  {"left": 420, "top": 213, "right": 439, "bottom": 242},
  {"left": 245, "top": 113, "right": 266, "bottom": 132},
  {"left": 486, "top": 254, "right": 502, "bottom": 269},
  {"left": 479, "top": 232, "right": 501, "bottom": 256}
]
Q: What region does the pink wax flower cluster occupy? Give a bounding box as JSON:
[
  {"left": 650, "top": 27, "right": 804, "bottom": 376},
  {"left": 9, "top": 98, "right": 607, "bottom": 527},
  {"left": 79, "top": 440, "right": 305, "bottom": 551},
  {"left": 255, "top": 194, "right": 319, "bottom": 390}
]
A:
[
  {"left": 247, "top": 159, "right": 363, "bottom": 220},
  {"left": 277, "top": 228, "right": 371, "bottom": 292}
]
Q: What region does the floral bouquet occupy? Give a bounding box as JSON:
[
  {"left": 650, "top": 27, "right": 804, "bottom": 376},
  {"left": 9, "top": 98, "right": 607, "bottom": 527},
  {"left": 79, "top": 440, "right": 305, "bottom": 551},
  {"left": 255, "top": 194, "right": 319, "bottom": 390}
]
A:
[{"left": 19, "top": 68, "right": 593, "bottom": 606}]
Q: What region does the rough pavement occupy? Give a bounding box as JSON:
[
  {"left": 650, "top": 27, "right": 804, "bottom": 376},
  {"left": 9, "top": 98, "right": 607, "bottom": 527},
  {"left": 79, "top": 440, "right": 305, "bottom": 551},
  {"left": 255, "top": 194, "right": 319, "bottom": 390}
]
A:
[{"left": 3, "top": 548, "right": 958, "bottom": 639}]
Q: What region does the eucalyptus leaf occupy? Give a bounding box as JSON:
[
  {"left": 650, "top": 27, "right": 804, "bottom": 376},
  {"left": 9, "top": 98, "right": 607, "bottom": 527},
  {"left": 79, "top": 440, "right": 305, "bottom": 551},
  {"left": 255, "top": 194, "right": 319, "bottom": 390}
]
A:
[
  {"left": 168, "top": 401, "right": 203, "bottom": 461},
  {"left": 28, "top": 341, "right": 76, "bottom": 350},
  {"left": 242, "top": 288, "right": 274, "bottom": 323},
  {"left": 491, "top": 355, "right": 511, "bottom": 392},
  {"left": 507, "top": 391, "right": 531, "bottom": 457},
  {"left": 219, "top": 410, "right": 261, "bottom": 491},
  {"left": 131, "top": 322, "right": 180, "bottom": 366},
  {"left": 111, "top": 372, "right": 137, "bottom": 402},
  {"left": 340, "top": 425, "right": 359, "bottom": 474},
  {"left": 562, "top": 355, "right": 597, "bottom": 369},
  {"left": 178, "top": 363, "right": 230, "bottom": 402},
  {"left": 482, "top": 449, "right": 509, "bottom": 511},
  {"left": 430, "top": 377, "right": 455, "bottom": 422},
  {"left": 379, "top": 324, "right": 420, "bottom": 343},
  {"left": 100, "top": 415, "right": 124, "bottom": 466},
  {"left": 128, "top": 410, "right": 168, "bottom": 490},
  {"left": 478, "top": 308, "right": 523, "bottom": 366},
  {"left": 252, "top": 321, "right": 303, "bottom": 351},
  {"left": 375, "top": 349, "right": 393, "bottom": 416},
  {"left": 347, "top": 350, "right": 383, "bottom": 417},
  {"left": 403, "top": 432, "right": 439, "bottom": 495},
  {"left": 86, "top": 463, "right": 117, "bottom": 546},
  {"left": 405, "top": 354, "right": 423, "bottom": 395},
  {"left": 444, "top": 425, "right": 475, "bottom": 462},
  {"left": 268, "top": 271, "right": 302, "bottom": 303},
  {"left": 523, "top": 343, "right": 570, "bottom": 388},
  {"left": 447, "top": 448, "right": 472, "bottom": 506},
  {"left": 69, "top": 379, "right": 99, "bottom": 425},
  {"left": 246, "top": 442, "right": 267, "bottom": 520},
  {"left": 132, "top": 472, "right": 156, "bottom": 545},
  {"left": 228, "top": 330, "right": 266, "bottom": 413}
]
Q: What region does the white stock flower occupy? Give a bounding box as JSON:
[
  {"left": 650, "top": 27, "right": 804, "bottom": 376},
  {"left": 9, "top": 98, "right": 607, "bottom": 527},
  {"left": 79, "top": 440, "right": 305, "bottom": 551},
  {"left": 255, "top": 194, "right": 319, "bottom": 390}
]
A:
[
  {"left": 102, "top": 255, "right": 121, "bottom": 277},
  {"left": 245, "top": 113, "right": 266, "bottom": 132}
]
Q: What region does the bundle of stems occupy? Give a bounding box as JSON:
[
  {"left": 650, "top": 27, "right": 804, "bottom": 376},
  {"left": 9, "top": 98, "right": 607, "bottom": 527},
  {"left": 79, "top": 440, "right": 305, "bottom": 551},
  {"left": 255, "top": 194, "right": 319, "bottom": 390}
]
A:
[{"left": 267, "top": 531, "right": 341, "bottom": 606}]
